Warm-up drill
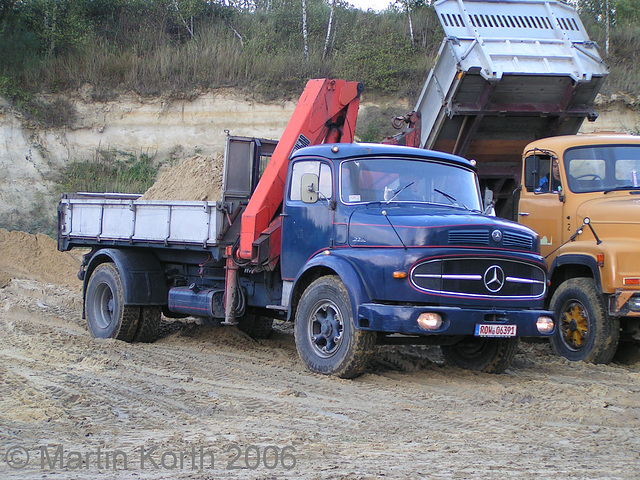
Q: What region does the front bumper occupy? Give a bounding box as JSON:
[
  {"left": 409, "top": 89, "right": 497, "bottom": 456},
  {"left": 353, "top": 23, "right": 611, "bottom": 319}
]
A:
[
  {"left": 609, "top": 290, "right": 640, "bottom": 317},
  {"left": 357, "top": 303, "right": 555, "bottom": 337}
]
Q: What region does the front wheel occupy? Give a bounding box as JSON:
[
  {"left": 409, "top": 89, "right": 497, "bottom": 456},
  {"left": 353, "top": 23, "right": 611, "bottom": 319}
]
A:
[
  {"left": 238, "top": 314, "right": 274, "bottom": 339},
  {"left": 441, "top": 337, "right": 519, "bottom": 373},
  {"left": 294, "top": 276, "right": 375, "bottom": 378},
  {"left": 549, "top": 278, "right": 619, "bottom": 363},
  {"left": 85, "top": 263, "right": 140, "bottom": 342}
]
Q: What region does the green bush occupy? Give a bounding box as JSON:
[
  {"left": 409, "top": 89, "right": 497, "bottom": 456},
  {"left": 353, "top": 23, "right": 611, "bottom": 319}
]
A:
[
  {"left": 57, "top": 150, "right": 159, "bottom": 194},
  {"left": 0, "top": 0, "right": 635, "bottom": 107}
]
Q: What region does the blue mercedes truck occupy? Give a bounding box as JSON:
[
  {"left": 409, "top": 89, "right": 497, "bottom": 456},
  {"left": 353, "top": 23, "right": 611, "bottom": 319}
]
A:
[{"left": 58, "top": 80, "right": 554, "bottom": 378}]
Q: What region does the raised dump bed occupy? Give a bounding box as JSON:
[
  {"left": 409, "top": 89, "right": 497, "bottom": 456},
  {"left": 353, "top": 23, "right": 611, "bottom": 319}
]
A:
[{"left": 415, "top": 0, "right": 608, "bottom": 214}]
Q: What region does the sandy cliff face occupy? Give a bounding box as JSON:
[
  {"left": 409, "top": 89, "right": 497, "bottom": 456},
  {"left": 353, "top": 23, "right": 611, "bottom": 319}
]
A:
[
  {"left": 0, "top": 90, "right": 638, "bottom": 228},
  {"left": 0, "top": 89, "right": 299, "bottom": 226}
]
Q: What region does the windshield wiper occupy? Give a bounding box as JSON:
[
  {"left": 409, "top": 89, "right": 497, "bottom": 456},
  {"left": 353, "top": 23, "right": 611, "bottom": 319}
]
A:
[
  {"left": 604, "top": 185, "right": 640, "bottom": 194},
  {"left": 385, "top": 182, "right": 414, "bottom": 203},
  {"left": 434, "top": 188, "right": 471, "bottom": 211}
]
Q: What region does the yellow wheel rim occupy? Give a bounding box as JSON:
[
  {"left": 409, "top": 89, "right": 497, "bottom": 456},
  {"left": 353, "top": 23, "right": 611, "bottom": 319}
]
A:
[{"left": 560, "top": 302, "right": 589, "bottom": 350}]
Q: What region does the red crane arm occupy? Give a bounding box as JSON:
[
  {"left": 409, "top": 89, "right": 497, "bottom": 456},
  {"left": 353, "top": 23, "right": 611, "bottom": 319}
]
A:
[{"left": 237, "top": 78, "right": 363, "bottom": 262}]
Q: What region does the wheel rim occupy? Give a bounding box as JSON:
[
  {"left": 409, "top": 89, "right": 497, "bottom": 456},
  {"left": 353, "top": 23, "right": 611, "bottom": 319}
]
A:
[
  {"left": 559, "top": 301, "right": 589, "bottom": 351},
  {"left": 307, "top": 300, "right": 344, "bottom": 358},
  {"left": 92, "top": 282, "right": 116, "bottom": 330}
]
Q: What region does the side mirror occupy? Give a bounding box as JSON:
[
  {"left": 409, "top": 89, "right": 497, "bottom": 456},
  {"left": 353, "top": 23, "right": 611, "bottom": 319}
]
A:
[
  {"left": 524, "top": 155, "right": 541, "bottom": 191},
  {"left": 300, "top": 173, "right": 319, "bottom": 203},
  {"left": 483, "top": 188, "right": 495, "bottom": 216}
]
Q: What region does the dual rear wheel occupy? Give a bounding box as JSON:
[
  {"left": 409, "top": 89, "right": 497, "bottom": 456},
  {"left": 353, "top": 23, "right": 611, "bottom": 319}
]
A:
[{"left": 85, "top": 263, "right": 160, "bottom": 343}]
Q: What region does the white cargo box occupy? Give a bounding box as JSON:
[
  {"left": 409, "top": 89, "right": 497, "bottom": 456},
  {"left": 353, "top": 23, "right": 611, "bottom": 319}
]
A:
[{"left": 59, "top": 193, "right": 222, "bottom": 247}]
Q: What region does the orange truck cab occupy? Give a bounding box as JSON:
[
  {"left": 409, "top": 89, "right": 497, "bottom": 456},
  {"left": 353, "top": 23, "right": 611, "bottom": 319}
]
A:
[{"left": 518, "top": 133, "right": 640, "bottom": 362}]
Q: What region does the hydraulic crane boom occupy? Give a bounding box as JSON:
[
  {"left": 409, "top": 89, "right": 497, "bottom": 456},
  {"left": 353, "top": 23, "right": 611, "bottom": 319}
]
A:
[{"left": 237, "top": 78, "right": 363, "bottom": 263}]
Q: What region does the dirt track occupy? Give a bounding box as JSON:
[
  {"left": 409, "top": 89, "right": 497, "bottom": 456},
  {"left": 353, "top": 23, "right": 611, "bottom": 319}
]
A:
[{"left": 1, "top": 232, "right": 639, "bottom": 479}]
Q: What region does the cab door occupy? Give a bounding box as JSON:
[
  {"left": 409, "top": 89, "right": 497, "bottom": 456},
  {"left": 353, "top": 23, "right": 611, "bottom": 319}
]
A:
[
  {"left": 280, "top": 159, "right": 334, "bottom": 281},
  {"left": 518, "top": 153, "right": 565, "bottom": 258}
]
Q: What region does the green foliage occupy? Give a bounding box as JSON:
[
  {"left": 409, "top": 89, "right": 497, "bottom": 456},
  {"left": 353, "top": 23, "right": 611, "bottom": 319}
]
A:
[
  {"left": 57, "top": 150, "right": 159, "bottom": 194},
  {"left": 0, "top": 0, "right": 635, "bottom": 104},
  {"left": 613, "top": 0, "right": 640, "bottom": 25},
  {"left": 0, "top": 74, "right": 31, "bottom": 104},
  {"left": 28, "top": 97, "right": 77, "bottom": 127},
  {"left": 577, "top": 0, "right": 640, "bottom": 26},
  {"left": 355, "top": 104, "right": 414, "bottom": 142},
  {"left": 0, "top": 0, "right": 442, "bottom": 100}
]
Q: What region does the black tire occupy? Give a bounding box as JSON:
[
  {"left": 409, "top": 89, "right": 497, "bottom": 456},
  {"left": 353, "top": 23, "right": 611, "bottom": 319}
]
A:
[
  {"left": 441, "top": 337, "right": 519, "bottom": 373},
  {"left": 133, "top": 306, "right": 162, "bottom": 343},
  {"left": 294, "top": 275, "right": 375, "bottom": 379},
  {"left": 549, "top": 278, "right": 619, "bottom": 364},
  {"left": 237, "top": 314, "right": 274, "bottom": 339},
  {"left": 85, "top": 263, "right": 140, "bottom": 342}
]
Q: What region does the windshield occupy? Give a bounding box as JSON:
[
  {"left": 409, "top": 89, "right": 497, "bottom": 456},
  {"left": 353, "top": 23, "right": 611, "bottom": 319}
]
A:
[
  {"left": 340, "top": 157, "right": 482, "bottom": 211},
  {"left": 565, "top": 145, "right": 640, "bottom": 193}
]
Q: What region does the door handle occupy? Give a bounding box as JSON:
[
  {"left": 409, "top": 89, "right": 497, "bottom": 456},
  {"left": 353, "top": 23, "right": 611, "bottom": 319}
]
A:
[{"left": 518, "top": 212, "right": 529, "bottom": 216}]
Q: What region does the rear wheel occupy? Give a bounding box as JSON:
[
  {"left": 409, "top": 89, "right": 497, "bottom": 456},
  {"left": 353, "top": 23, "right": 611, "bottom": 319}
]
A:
[
  {"left": 441, "top": 337, "right": 519, "bottom": 373},
  {"left": 85, "top": 263, "right": 139, "bottom": 342},
  {"left": 295, "top": 276, "right": 375, "bottom": 378},
  {"left": 133, "top": 306, "right": 162, "bottom": 342},
  {"left": 549, "top": 278, "right": 619, "bottom": 364}
]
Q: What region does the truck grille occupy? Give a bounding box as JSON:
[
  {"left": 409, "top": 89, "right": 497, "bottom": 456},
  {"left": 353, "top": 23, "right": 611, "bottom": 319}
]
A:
[
  {"left": 410, "top": 257, "right": 546, "bottom": 299},
  {"left": 503, "top": 231, "right": 533, "bottom": 250},
  {"left": 448, "top": 228, "right": 534, "bottom": 251},
  {"left": 448, "top": 230, "right": 489, "bottom": 245}
]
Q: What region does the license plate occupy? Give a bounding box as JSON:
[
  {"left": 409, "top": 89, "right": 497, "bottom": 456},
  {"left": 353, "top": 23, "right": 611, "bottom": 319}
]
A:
[{"left": 475, "top": 324, "right": 517, "bottom": 337}]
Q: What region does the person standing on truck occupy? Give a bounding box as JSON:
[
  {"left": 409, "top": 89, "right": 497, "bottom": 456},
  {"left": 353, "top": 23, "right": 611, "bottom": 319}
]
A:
[{"left": 537, "top": 159, "right": 562, "bottom": 192}]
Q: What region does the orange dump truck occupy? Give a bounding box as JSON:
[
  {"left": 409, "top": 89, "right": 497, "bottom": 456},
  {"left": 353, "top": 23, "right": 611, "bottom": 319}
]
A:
[
  {"left": 518, "top": 133, "right": 640, "bottom": 363},
  {"left": 388, "top": 0, "right": 639, "bottom": 362}
]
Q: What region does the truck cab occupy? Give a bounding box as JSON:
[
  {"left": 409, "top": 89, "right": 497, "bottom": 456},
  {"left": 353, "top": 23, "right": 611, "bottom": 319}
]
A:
[
  {"left": 519, "top": 134, "right": 640, "bottom": 362},
  {"left": 280, "top": 143, "right": 555, "bottom": 376}
]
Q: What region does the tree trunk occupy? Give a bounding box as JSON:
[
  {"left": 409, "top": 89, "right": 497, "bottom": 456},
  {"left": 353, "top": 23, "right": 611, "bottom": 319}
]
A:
[
  {"left": 605, "top": 0, "right": 610, "bottom": 55},
  {"left": 46, "top": 0, "right": 58, "bottom": 57},
  {"left": 323, "top": 0, "right": 336, "bottom": 59},
  {"left": 406, "top": 0, "right": 414, "bottom": 48},
  {"left": 172, "top": 0, "right": 195, "bottom": 39},
  {"left": 302, "top": 0, "right": 309, "bottom": 61}
]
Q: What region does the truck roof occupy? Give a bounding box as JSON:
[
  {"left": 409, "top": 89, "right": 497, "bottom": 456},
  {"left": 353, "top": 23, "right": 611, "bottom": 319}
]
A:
[
  {"left": 524, "top": 133, "right": 640, "bottom": 155},
  {"left": 291, "top": 142, "right": 477, "bottom": 170}
]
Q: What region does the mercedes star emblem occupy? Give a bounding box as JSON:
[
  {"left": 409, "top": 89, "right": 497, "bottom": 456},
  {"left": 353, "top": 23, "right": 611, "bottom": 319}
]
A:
[{"left": 483, "top": 265, "right": 505, "bottom": 292}]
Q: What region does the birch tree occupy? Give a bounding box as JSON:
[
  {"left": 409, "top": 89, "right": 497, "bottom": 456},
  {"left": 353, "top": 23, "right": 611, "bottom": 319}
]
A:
[
  {"left": 301, "top": 0, "right": 309, "bottom": 60},
  {"left": 395, "top": 0, "right": 415, "bottom": 47},
  {"left": 322, "top": 0, "right": 336, "bottom": 59}
]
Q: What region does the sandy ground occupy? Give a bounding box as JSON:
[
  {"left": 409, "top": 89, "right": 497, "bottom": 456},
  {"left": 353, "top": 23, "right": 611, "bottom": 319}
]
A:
[{"left": 1, "top": 231, "right": 639, "bottom": 479}]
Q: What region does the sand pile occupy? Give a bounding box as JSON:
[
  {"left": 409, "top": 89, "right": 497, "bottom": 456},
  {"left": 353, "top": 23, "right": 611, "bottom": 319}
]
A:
[
  {"left": 141, "top": 153, "right": 225, "bottom": 201},
  {"left": 0, "top": 229, "right": 81, "bottom": 289}
]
